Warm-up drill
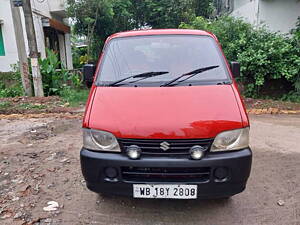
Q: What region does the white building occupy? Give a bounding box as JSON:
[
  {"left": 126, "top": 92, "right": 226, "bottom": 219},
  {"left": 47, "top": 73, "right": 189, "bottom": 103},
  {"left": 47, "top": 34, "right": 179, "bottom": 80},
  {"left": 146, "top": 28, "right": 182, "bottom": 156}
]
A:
[
  {"left": 216, "top": 0, "right": 300, "bottom": 34},
  {"left": 0, "top": 0, "right": 73, "bottom": 72}
]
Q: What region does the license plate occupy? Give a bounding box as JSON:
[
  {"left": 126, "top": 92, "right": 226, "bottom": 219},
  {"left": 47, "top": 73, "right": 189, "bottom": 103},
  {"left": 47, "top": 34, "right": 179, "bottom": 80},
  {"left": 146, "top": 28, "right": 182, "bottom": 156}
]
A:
[{"left": 133, "top": 184, "right": 197, "bottom": 199}]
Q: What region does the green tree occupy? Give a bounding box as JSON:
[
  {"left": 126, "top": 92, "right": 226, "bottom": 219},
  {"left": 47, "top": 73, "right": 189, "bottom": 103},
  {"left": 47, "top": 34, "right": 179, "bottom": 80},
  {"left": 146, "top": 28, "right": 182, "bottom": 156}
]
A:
[
  {"left": 68, "top": 0, "right": 134, "bottom": 59},
  {"left": 180, "top": 16, "right": 300, "bottom": 98},
  {"left": 193, "top": 0, "right": 214, "bottom": 18},
  {"left": 137, "top": 0, "right": 195, "bottom": 28},
  {"left": 67, "top": 0, "right": 214, "bottom": 58}
]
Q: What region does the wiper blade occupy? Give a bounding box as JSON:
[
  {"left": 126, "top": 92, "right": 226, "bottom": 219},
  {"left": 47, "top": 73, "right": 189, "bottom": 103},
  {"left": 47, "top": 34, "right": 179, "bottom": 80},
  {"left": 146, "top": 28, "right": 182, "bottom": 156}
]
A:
[
  {"left": 108, "top": 71, "right": 169, "bottom": 86},
  {"left": 161, "top": 65, "right": 219, "bottom": 87}
]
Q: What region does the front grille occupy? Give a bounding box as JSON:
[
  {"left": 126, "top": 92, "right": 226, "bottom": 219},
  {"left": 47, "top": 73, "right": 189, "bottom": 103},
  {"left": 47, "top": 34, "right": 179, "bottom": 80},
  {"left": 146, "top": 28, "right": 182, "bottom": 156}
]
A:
[
  {"left": 118, "top": 138, "right": 213, "bottom": 155},
  {"left": 121, "top": 167, "right": 210, "bottom": 182}
]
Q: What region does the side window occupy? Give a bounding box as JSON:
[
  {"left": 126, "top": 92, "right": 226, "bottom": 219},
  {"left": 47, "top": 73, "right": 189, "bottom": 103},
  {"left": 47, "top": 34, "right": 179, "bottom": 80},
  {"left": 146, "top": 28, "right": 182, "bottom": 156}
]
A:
[{"left": 0, "top": 26, "right": 5, "bottom": 56}]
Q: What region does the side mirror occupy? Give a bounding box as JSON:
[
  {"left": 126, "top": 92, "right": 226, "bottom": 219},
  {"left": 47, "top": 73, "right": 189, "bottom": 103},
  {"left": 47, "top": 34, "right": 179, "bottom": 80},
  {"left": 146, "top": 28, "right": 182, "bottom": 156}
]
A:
[
  {"left": 83, "top": 64, "right": 96, "bottom": 88},
  {"left": 230, "top": 61, "right": 240, "bottom": 78}
]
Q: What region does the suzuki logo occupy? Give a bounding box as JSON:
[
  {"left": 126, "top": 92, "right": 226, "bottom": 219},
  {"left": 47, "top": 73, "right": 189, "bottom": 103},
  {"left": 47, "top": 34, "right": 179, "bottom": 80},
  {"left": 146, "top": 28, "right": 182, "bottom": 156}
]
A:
[{"left": 160, "top": 141, "right": 170, "bottom": 151}]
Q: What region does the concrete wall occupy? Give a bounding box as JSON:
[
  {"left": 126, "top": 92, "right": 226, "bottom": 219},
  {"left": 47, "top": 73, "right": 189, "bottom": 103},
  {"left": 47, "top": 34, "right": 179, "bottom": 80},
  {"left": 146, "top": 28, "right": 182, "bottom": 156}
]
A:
[
  {"left": 232, "top": 0, "right": 259, "bottom": 26},
  {"left": 48, "top": 0, "right": 66, "bottom": 13},
  {"left": 31, "top": 0, "right": 51, "bottom": 18},
  {"left": 0, "top": 0, "right": 19, "bottom": 72},
  {"left": 259, "top": 0, "right": 300, "bottom": 33},
  {"left": 31, "top": 0, "right": 64, "bottom": 22},
  {"left": 231, "top": 0, "right": 300, "bottom": 33}
]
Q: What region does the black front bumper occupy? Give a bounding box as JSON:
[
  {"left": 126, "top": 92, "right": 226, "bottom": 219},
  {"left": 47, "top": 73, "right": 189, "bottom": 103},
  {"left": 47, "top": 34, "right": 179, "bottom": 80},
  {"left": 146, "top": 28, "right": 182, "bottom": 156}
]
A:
[{"left": 80, "top": 148, "right": 252, "bottom": 199}]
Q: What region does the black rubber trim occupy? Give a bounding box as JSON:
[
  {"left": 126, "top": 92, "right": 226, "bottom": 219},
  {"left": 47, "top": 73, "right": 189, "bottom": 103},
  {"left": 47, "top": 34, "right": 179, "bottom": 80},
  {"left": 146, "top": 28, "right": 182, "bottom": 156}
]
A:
[{"left": 80, "top": 148, "right": 252, "bottom": 198}]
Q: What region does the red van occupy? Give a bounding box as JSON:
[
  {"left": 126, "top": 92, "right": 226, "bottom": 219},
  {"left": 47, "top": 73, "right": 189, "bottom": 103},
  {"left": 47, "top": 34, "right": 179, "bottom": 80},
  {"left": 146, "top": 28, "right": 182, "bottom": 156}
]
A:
[{"left": 81, "top": 29, "right": 252, "bottom": 199}]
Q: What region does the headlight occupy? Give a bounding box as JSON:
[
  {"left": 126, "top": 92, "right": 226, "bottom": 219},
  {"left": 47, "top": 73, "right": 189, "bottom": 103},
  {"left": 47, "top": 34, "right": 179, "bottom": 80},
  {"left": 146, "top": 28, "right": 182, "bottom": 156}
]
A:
[
  {"left": 211, "top": 127, "right": 249, "bottom": 152},
  {"left": 83, "top": 128, "right": 121, "bottom": 152}
]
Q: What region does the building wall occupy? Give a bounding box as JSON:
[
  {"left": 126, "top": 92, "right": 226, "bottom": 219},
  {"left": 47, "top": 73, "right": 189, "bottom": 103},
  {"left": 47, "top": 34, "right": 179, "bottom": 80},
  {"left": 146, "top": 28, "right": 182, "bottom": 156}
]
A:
[
  {"left": 231, "top": 0, "right": 300, "bottom": 33},
  {"left": 259, "top": 0, "right": 300, "bottom": 34},
  {"left": 0, "top": 0, "right": 19, "bottom": 72},
  {"left": 231, "top": 0, "right": 259, "bottom": 26},
  {"left": 31, "top": 0, "right": 54, "bottom": 59},
  {"left": 31, "top": 0, "right": 65, "bottom": 23},
  {"left": 31, "top": 0, "right": 51, "bottom": 18},
  {"left": 0, "top": 0, "right": 47, "bottom": 72},
  {"left": 0, "top": 0, "right": 72, "bottom": 72}
]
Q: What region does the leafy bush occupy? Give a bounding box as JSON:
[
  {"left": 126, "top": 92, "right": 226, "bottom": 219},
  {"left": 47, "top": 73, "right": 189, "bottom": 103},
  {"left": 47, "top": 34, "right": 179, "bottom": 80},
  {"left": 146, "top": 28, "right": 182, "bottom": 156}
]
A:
[
  {"left": 291, "top": 17, "right": 300, "bottom": 96},
  {"left": 180, "top": 16, "right": 300, "bottom": 99},
  {"left": 59, "top": 87, "right": 89, "bottom": 106},
  {"left": 281, "top": 91, "right": 300, "bottom": 103},
  {"left": 72, "top": 45, "right": 88, "bottom": 69},
  {"left": 0, "top": 65, "right": 24, "bottom": 98},
  {"left": 0, "top": 51, "right": 85, "bottom": 103},
  {"left": 0, "top": 86, "right": 23, "bottom": 98},
  {"left": 39, "top": 49, "right": 82, "bottom": 96},
  {"left": 18, "top": 103, "right": 46, "bottom": 110},
  {"left": 0, "top": 101, "right": 12, "bottom": 109}
]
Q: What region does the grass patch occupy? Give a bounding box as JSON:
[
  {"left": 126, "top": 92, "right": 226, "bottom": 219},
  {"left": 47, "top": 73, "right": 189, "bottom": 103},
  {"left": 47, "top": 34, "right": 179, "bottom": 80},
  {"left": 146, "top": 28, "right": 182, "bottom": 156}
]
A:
[
  {"left": 18, "top": 103, "right": 47, "bottom": 110},
  {"left": 59, "top": 88, "right": 89, "bottom": 107},
  {"left": 0, "top": 69, "right": 24, "bottom": 98},
  {"left": 0, "top": 101, "right": 12, "bottom": 109}
]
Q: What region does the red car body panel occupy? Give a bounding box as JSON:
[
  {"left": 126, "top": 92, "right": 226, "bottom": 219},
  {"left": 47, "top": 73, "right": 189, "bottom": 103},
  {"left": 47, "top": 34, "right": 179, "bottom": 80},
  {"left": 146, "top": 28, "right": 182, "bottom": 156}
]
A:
[
  {"left": 107, "top": 29, "right": 212, "bottom": 39},
  {"left": 82, "top": 29, "right": 249, "bottom": 137},
  {"left": 85, "top": 85, "right": 245, "bottom": 139}
]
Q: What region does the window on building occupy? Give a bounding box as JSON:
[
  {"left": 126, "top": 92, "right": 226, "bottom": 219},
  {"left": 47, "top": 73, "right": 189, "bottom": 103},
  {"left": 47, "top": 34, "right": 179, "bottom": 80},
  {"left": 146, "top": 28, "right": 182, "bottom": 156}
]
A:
[{"left": 0, "top": 26, "right": 5, "bottom": 56}]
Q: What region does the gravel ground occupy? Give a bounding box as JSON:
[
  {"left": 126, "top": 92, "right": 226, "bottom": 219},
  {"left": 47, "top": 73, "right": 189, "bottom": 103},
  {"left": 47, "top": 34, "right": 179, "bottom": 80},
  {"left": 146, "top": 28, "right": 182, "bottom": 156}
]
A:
[{"left": 0, "top": 115, "right": 299, "bottom": 225}]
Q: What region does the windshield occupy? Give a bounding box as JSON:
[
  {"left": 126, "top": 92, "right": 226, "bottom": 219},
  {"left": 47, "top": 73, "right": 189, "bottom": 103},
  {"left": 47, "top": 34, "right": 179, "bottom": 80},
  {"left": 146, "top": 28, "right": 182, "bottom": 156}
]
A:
[{"left": 96, "top": 35, "right": 231, "bottom": 87}]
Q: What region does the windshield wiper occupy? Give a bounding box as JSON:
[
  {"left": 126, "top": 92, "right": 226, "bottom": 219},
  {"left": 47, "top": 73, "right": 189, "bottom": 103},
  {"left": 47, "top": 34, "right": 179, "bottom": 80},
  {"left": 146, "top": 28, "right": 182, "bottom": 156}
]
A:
[
  {"left": 108, "top": 71, "right": 169, "bottom": 86},
  {"left": 160, "top": 65, "right": 219, "bottom": 87}
]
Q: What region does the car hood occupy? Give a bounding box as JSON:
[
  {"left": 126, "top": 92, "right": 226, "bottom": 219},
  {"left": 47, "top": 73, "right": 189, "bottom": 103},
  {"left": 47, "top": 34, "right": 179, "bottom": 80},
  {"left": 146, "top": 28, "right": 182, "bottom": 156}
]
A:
[{"left": 88, "top": 85, "right": 243, "bottom": 139}]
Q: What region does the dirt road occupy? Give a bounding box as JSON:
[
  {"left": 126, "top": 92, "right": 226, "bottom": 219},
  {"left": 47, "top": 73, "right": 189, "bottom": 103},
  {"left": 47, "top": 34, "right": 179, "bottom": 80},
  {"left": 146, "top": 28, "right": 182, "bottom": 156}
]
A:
[{"left": 0, "top": 115, "right": 299, "bottom": 225}]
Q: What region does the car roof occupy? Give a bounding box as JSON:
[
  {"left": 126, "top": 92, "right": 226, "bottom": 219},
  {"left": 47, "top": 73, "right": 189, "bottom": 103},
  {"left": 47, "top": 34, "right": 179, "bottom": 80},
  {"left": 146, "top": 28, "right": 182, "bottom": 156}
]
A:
[{"left": 108, "top": 29, "right": 215, "bottom": 40}]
